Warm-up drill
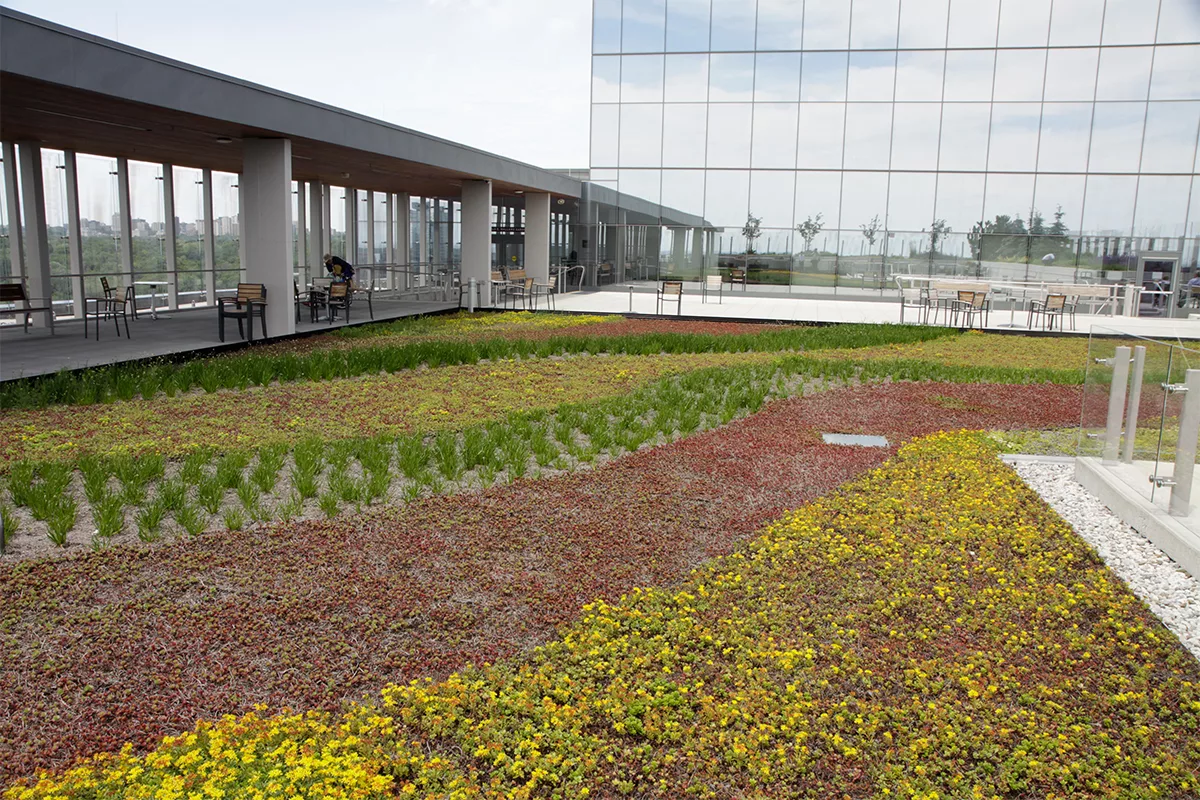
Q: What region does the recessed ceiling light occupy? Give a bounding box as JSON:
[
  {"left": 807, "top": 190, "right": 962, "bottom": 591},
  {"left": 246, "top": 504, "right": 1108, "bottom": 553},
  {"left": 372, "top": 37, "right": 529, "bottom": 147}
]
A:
[
  {"left": 342, "top": 172, "right": 351, "bottom": 179},
  {"left": 514, "top": 190, "right": 524, "bottom": 194},
  {"left": 215, "top": 136, "right": 234, "bottom": 144},
  {"left": 557, "top": 198, "right": 565, "bottom": 205}
]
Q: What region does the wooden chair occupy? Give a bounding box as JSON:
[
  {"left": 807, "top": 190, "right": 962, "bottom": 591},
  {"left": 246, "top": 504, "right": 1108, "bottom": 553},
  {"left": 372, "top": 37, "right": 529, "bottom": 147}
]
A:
[
  {"left": 327, "top": 282, "right": 351, "bottom": 324},
  {"left": 487, "top": 269, "right": 510, "bottom": 307},
  {"left": 0, "top": 282, "right": 55, "bottom": 334},
  {"left": 1028, "top": 293, "right": 1068, "bottom": 331},
  {"left": 657, "top": 280, "right": 683, "bottom": 316},
  {"left": 218, "top": 283, "right": 267, "bottom": 341},
  {"left": 596, "top": 262, "right": 613, "bottom": 285},
  {"left": 507, "top": 277, "right": 535, "bottom": 310},
  {"left": 703, "top": 274, "right": 723, "bottom": 304},
  {"left": 532, "top": 275, "right": 556, "bottom": 310},
  {"left": 952, "top": 291, "right": 990, "bottom": 329},
  {"left": 295, "top": 281, "right": 325, "bottom": 323},
  {"left": 727, "top": 267, "right": 748, "bottom": 290},
  {"left": 97, "top": 277, "right": 138, "bottom": 320}
]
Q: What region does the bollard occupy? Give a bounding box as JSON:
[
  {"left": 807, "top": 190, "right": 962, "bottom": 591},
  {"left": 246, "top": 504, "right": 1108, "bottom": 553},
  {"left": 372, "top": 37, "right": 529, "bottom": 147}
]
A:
[
  {"left": 629, "top": 285, "right": 634, "bottom": 313},
  {"left": 1103, "top": 346, "right": 1131, "bottom": 464},
  {"left": 1169, "top": 369, "right": 1199, "bottom": 517},
  {"left": 1121, "top": 345, "right": 1146, "bottom": 463},
  {"left": 468, "top": 278, "right": 476, "bottom": 313}
]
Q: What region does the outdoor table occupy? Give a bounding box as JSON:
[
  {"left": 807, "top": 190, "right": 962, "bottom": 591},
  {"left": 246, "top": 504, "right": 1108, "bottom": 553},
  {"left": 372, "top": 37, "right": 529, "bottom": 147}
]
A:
[{"left": 133, "top": 280, "right": 168, "bottom": 320}]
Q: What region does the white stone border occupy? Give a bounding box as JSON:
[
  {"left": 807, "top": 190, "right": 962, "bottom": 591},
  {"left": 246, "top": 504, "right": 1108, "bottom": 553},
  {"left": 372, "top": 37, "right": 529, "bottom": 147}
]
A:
[{"left": 1010, "top": 461, "right": 1200, "bottom": 662}]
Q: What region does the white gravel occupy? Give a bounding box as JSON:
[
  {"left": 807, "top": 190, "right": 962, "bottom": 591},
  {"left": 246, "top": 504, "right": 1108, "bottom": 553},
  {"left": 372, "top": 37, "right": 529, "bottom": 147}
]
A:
[{"left": 1011, "top": 461, "right": 1200, "bottom": 662}]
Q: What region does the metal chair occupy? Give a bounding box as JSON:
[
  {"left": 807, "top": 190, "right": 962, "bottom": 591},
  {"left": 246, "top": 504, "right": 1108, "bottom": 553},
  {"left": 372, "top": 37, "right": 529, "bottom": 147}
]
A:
[
  {"left": 218, "top": 283, "right": 267, "bottom": 341},
  {"left": 0, "top": 282, "right": 55, "bottom": 334},
  {"left": 1028, "top": 293, "right": 1068, "bottom": 331},
  {"left": 532, "top": 275, "right": 556, "bottom": 310},
  {"left": 327, "top": 282, "right": 351, "bottom": 324},
  {"left": 657, "top": 280, "right": 683, "bottom": 316},
  {"left": 702, "top": 274, "right": 723, "bottom": 304}
]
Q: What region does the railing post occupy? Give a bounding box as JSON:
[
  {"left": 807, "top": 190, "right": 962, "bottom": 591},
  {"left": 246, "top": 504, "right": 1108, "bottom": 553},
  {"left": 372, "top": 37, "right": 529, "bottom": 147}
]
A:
[
  {"left": 1122, "top": 345, "right": 1146, "bottom": 463},
  {"left": 629, "top": 284, "right": 634, "bottom": 313},
  {"left": 1103, "top": 346, "right": 1131, "bottom": 464},
  {"left": 468, "top": 277, "right": 476, "bottom": 313},
  {"left": 1169, "top": 369, "right": 1199, "bottom": 517}
]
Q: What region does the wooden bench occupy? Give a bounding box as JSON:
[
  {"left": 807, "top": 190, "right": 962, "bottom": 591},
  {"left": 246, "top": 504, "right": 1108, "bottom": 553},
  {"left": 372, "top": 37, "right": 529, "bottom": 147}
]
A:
[
  {"left": 218, "top": 283, "right": 267, "bottom": 342},
  {"left": 0, "top": 282, "right": 54, "bottom": 334}
]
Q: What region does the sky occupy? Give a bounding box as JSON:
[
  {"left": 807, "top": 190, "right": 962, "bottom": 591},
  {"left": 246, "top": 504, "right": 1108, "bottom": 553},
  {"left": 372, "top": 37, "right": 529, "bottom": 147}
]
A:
[{"left": 5, "top": 0, "right": 594, "bottom": 169}]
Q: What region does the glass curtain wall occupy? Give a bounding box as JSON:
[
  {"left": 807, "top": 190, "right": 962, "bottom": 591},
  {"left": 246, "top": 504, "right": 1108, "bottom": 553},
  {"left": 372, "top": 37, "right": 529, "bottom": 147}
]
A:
[
  {"left": 172, "top": 166, "right": 206, "bottom": 307},
  {"left": 210, "top": 171, "right": 240, "bottom": 293},
  {"left": 591, "top": 0, "right": 1200, "bottom": 296}
]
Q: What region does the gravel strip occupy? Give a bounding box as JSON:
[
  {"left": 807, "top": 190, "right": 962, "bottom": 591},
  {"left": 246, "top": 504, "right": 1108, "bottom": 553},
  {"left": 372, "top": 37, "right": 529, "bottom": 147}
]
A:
[{"left": 1011, "top": 461, "right": 1200, "bottom": 661}]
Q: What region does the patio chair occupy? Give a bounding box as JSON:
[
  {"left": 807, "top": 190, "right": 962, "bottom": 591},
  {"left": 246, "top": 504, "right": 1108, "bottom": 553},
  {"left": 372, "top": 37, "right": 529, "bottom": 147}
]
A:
[
  {"left": 956, "top": 291, "right": 990, "bottom": 329},
  {"left": 218, "top": 283, "right": 267, "bottom": 342},
  {"left": 897, "top": 282, "right": 928, "bottom": 324},
  {"left": 1028, "top": 293, "right": 1068, "bottom": 331},
  {"left": 507, "top": 277, "right": 536, "bottom": 310},
  {"left": 84, "top": 277, "right": 133, "bottom": 339},
  {"left": 657, "top": 280, "right": 683, "bottom": 316},
  {"left": 98, "top": 277, "right": 138, "bottom": 320},
  {"left": 351, "top": 279, "right": 374, "bottom": 320},
  {"left": 532, "top": 275, "right": 556, "bottom": 310},
  {"left": 0, "top": 282, "right": 55, "bottom": 334},
  {"left": 703, "top": 274, "right": 723, "bottom": 304},
  {"left": 596, "top": 262, "right": 613, "bottom": 285},
  {"left": 295, "top": 281, "right": 325, "bottom": 323},
  {"left": 327, "top": 282, "right": 351, "bottom": 324},
  {"left": 728, "top": 267, "right": 748, "bottom": 290}
]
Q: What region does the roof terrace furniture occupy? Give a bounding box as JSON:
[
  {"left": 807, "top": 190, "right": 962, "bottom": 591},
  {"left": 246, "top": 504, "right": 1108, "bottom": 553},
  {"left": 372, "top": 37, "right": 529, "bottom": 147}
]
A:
[
  {"left": 0, "top": 282, "right": 55, "bottom": 334},
  {"left": 657, "top": 280, "right": 683, "bottom": 316},
  {"left": 896, "top": 279, "right": 929, "bottom": 324},
  {"left": 703, "top": 274, "right": 723, "bottom": 305},
  {"left": 83, "top": 295, "right": 129, "bottom": 340},
  {"left": 96, "top": 277, "right": 138, "bottom": 321},
  {"left": 507, "top": 277, "right": 536, "bottom": 310},
  {"left": 727, "top": 267, "right": 748, "bottom": 290},
  {"left": 1028, "top": 293, "right": 1068, "bottom": 331},
  {"left": 218, "top": 283, "right": 267, "bottom": 342},
  {"left": 327, "top": 282, "right": 351, "bottom": 324},
  {"left": 295, "top": 281, "right": 325, "bottom": 323},
  {"left": 532, "top": 275, "right": 557, "bottom": 310}
]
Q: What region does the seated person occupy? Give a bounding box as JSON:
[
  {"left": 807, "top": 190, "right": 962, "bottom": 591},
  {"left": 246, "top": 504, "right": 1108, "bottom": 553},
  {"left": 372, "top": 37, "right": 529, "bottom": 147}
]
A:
[{"left": 323, "top": 253, "right": 356, "bottom": 286}]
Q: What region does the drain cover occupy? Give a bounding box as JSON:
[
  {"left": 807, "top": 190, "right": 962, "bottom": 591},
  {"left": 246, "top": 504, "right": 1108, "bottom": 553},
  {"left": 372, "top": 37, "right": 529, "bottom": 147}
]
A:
[{"left": 822, "top": 433, "right": 889, "bottom": 448}]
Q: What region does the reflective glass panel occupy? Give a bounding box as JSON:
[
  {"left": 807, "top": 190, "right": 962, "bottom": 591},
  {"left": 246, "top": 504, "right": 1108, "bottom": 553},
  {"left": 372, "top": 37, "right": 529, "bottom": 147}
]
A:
[
  {"left": 803, "top": 2, "right": 852, "bottom": 49},
  {"left": 934, "top": 172, "right": 987, "bottom": 231},
  {"left": 895, "top": 51, "right": 945, "bottom": 102},
  {"left": 666, "top": 0, "right": 711, "bottom": 51},
  {"left": 938, "top": 104, "right": 991, "bottom": 171},
  {"left": 593, "top": 56, "right": 621, "bottom": 103},
  {"left": 703, "top": 169, "right": 750, "bottom": 227},
  {"left": 1043, "top": 48, "right": 1098, "bottom": 101},
  {"left": 591, "top": 104, "right": 620, "bottom": 167},
  {"left": 998, "top": 0, "right": 1052, "bottom": 47},
  {"left": 983, "top": 173, "right": 1036, "bottom": 223},
  {"left": 755, "top": 1, "right": 804, "bottom": 51},
  {"left": 619, "top": 103, "right": 664, "bottom": 167},
  {"left": 847, "top": 52, "right": 896, "bottom": 103},
  {"left": 1049, "top": 0, "right": 1105, "bottom": 46},
  {"left": 801, "top": 52, "right": 848, "bottom": 102},
  {"left": 664, "top": 54, "right": 710, "bottom": 101},
  {"left": 947, "top": 0, "right": 999, "bottom": 48},
  {"left": 992, "top": 49, "right": 1047, "bottom": 102},
  {"left": 623, "top": 0, "right": 666, "bottom": 52},
  {"left": 1037, "top": 103, "right": 1094, "bottom": 173},
  {"left": 840, "top": 172, "right": 890, "bottom": 242},
  {"left": 1140, "top": 101, "right": 1200, "bottom": 174},
  {"left": 796, "top": 104, "right": 846, "bottom": 169},
  {"left": 1102, "top": 0, "right": 1159, "bottom": 45},
  {"left": 988, "top": 103, "right": 1041, "bottom": 172},
  {"left": 660, "top": 169, "right": 706, "bottom": 218},
  {"left": 850, "top": 0, "right": 900, "bottom": 49},
  {"left": 661, "top": 104, "right": 709, "bottom": 167},
  {"left": 1158, "top": 0, "right": 1200, "bottom": 44},
  {"left": 621, "top": 54, "right": 665, "bottom": 101},
  {"left": 942, "top": 50, "right": 996, "bottom": 102},
  {"left": 1132, "top": 175, "right": 1192, "bottom": 237},
  {"left": 1095, "top": 46, "right": 1154, "bottom": 101},
  {"left": 887, "top": 172, "right": 937, "bottom": 232},
  {"left": 709, "top": 53, "right": 755, "bottom": 101},
  {"left": 749, "top": 170, "right": 798, "bottom": 228},
  {"left": 1150, "top": 45, "right": 1200, "bottom": 100},
  {"left": 594, "top": 0, "right": 622, "bottom": 53},
  {"left": 794, "top": 171, "right": 843, "bottom": 242},
  {"left": 842, "top": 104, "right": 893, "bottom": 170},
  {"left": 1033, "top": 174, "right": 1087, "bottom": 235},
  {"left": 890, "top": 103, "right": 942, "bottom": 171},
  {"left": 618, "top": 169, "right": 662, "bottom": 210},
  {"left": 751, "top": 104, "right": 800, "bottom": 169},
  {"left": 1081, "top": 175, "right": 1137, "bottom": 234},
  {"left": 171, "top": 165, "right": 204, "bottom": 299},
  {"left": 1088, "top": 102, "right": 1147, "bottom": 172},
  {"left": 755, "top": 52, "right": 801, "bottom": 102},
  {"left": 709, "top": 0, "right": 756, "bottom": 51},
  {"left": 706, "top": 102, "right": 753, "bottom": 167},
  {"left": 897, "top": 0, "right": 949, "bottom": 48}
]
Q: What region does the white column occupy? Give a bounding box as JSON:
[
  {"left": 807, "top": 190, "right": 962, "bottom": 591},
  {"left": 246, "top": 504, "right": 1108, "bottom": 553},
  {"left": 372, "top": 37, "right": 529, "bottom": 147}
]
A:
[
  {"left": 646, "top": 226, "right": 661, "bottom": 274},
  {"left": 2, "top": 142, "right": 22, "bottom": 279},
  {"left": 343, "top": 188, "right": 355, "bottom": 261},
  {"left": 241, "top": 137, "right": 294, "bottom": 337},
  {"left": 201, "top": 168, "right": 216, "bottom": 304},
  {"left": 64, "top": 151, "right": 85, "bottom": 317},
  {"left": 418, "top": 196, "right": 429, "bottom": 285},
  {"left": 161, "top": 163, "right": 178, "bottom": 310},
  {"left": 115, "top": 157, "right": 135, "bottom": 290},
  {"left": 525, "top": 192, "right": 550, "bottom": 284},
  {"left": 691, "top": 227, "right": 705, "bottom": 274},
  {"left": 295, "top": 180, "right": 307, "bottom": 287},
  {"left": 614, "top": 212, "right": 628, "bottom": 283},
  {"left": 396, "top": 192, "right": 410, "bottom": 265},
  {"left": 385, "top": 193, "right": 394, "bottom": 264},
  {"left": 434, "top": 200, "right": 444, "bottom": 267},
  {"left": 447, "top": 200, "right": 456, "bottom": 269},
  {"left": 461, "top": 180, "right": 492, "bottom": 300},
  {"left": 17, "top": 142, "right": 52, "bottom": 325},
  {"left": 237, "top": 176, "right": 247, "bottom": 282},
  {"left": 366, "top": 189, "right": 375, "bottom": 268},
  {"left": 308, "top": 181, "right": 325, "bottom": 272}
]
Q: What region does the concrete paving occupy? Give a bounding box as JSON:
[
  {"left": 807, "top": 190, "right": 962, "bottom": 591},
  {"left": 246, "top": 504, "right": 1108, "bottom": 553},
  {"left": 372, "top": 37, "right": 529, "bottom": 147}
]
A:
[
  {"left": 548, "top": 287, "right": 1200, "bottom": 340},
  {"left": 0, "top": 298, "right": 458, "bottom": 380}
]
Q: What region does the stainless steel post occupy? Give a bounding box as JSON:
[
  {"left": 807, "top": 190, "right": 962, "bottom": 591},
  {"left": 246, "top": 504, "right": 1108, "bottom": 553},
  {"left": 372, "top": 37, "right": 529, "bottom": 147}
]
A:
[
  {"left": 468, "top": 277, "right": 476, "bottom": 313},
  {"left": 1103, "top": 346, "right": 1131, "bottom": 464},
  {"left": 1121, "top": 345, "right": 1146, "bottom": 463},
  {"left": 1169, "top": 369, "right": 1199, "bottom": 516}
]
